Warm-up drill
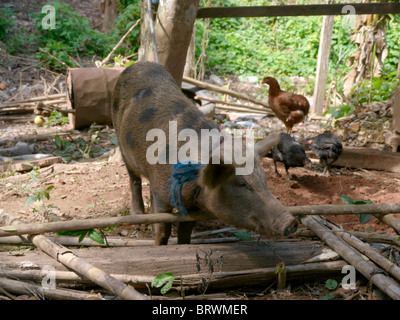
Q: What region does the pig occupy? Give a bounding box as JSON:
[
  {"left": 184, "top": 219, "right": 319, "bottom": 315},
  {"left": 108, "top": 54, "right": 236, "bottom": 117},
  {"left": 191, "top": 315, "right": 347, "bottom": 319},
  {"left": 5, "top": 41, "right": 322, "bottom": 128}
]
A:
[{"left": 111, "top": 61, "right": 298, "bottom": 245}]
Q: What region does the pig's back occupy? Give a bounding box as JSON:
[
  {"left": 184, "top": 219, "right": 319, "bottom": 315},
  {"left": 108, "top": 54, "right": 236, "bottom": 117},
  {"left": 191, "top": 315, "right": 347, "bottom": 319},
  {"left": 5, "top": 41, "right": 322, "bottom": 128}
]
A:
[{"left": 111, "top": 62, "right": 217, "bottom": 197}]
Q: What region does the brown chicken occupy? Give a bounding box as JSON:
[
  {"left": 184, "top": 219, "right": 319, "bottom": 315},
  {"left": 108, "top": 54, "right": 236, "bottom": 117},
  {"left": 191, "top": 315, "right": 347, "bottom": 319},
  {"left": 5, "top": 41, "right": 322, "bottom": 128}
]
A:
[{"left": 263, "top": 77, "right": 310, "bottom": 133}]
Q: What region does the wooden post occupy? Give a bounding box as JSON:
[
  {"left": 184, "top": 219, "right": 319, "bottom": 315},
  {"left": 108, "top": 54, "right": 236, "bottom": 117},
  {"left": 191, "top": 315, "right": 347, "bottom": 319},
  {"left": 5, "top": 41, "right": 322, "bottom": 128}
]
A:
[
  {"left": 311, "top": 14, "right": 334, "bottom": 116},
  {"left": 139, "top": 0, "right": 199, "bottom": 86}
]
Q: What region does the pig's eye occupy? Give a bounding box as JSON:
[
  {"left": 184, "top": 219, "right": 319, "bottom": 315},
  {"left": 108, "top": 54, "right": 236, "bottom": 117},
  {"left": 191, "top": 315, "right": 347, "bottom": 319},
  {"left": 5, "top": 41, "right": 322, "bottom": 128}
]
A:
[{"left": 237, "top": 180, "right": 252, "bottom": 190}]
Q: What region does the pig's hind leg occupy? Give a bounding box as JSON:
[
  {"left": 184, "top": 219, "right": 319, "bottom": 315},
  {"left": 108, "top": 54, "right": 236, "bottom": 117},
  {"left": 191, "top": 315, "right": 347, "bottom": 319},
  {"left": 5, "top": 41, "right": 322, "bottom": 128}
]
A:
[{"left": 127, "top": 170, "right": 145, "bottom": 215}]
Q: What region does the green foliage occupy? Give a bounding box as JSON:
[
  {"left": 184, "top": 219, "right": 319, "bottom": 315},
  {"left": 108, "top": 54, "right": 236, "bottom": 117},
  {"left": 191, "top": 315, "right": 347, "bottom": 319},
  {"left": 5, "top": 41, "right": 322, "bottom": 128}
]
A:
[
  {"left": 0, "top": 7, "right": 25, "bottom": 54},
  {"left": 33, "top": 1, "right": 110, "bottom": 68},
  {"left": 113, "top": 3, "right": 141, "bottom": 54},
  {"left": 324, "top": 104, "right": 354, "bottom": 120},
  {"left": 151, "top": 273, "right": 175, "bottom": 295},
  {"left": 57, "top": 229, "right": 105, "bottom": 244},
  {"left": 341, "top": 195, "right": 373, "bottom": 225},
  {"left": 46, "top": 111, "right": 69, "bottom": 127},
  {"left": 198, "top": 1, "right": 399, "bottom": 102},
  {"left": 53, "top": 127, "right": 100, "bottom": 162},
  {"left": 33, "top": 1, "right": 140, "bottom": 69},
  {"left": 22, "top": 166, "right": 58, "bottom": 218},
  {"left": 232, "top": 228, "right": 256, "bottom": 241},
  {"left": 325, "top": 279, "right": 338, "bottom": 290}
]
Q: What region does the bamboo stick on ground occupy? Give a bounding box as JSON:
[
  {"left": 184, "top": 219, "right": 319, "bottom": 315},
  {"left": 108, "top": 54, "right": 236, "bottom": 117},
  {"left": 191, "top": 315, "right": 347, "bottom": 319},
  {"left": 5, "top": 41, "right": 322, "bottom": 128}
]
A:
[
  {"left": 0, "top": 234, "right": 239, "bottom": 246},
  {"left": 374, "top": 213, "right": 400, "bottom": 234},
  {"left": 0, "top": 210, "right": 148, "bottom": 300},
  {"left": 0, "top": 94, "right": 65, "bottom": 108},
  {"left": 296, "top": 229, "right": 400, "bottom": 247},
  {"left": 301, "top": 215, "right": 400, "bottom": 300},
  {"left": 0, "top": 277, "right": 102, "bottom": 300},
  {"left": 326, "top": 220, "right": 400, "bottom": 283},
  {"left": 27, "top": 234, "right": 148, "bottom": 300},
  {"left": 0, "top": 269, "right": 155, "bottom": 287},
  {"left": 1, "top": 203, "right": 400, "bottom": 238}
]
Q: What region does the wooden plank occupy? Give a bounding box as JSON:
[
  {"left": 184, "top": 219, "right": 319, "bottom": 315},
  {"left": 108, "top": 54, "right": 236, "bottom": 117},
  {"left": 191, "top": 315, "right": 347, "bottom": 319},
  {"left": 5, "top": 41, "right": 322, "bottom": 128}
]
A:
[
  {"left": 0, "top": 156, "right": 62, "bottom": 173},
  {"left": 312, "top": 15, "right": 334, "bottom": 116},
  {"left": 307, "top": 147, "right": 400, "bottom": 173},
  {"left": 196, "top": 3, "right": 400, "bottom": 18},
  {"left": 0, "top": 241, "right": 326, "bottom": 277}
]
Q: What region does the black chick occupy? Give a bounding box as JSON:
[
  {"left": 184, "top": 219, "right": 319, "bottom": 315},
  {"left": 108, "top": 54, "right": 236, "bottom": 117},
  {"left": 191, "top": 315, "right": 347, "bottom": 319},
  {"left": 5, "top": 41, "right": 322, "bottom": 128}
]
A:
[
  {"left": 311, "top": 131, "right": 343, "bottom": 175},
  {"left": 271, "top": 133, "right": 311, "bottom": 181}
]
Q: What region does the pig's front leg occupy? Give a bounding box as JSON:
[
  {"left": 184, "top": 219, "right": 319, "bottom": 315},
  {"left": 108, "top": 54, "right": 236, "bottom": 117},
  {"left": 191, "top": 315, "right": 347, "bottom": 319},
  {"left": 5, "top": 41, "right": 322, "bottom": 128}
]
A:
[{"left": 151, "top": 191, "right": 173, "bottom": 245}]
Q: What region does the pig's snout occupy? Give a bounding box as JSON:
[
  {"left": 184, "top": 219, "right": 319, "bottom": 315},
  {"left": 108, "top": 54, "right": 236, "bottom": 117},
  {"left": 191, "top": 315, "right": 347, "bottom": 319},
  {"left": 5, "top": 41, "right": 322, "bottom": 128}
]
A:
[{"left": 283, "top": 218, "right": 298, "bottom": 236}]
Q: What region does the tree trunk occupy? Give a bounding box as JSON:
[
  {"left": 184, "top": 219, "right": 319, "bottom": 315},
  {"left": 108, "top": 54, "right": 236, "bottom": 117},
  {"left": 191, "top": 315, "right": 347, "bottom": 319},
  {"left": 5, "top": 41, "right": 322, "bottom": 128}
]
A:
[{"left": 139, "top": 0, "right": 199, "bottom": 85}]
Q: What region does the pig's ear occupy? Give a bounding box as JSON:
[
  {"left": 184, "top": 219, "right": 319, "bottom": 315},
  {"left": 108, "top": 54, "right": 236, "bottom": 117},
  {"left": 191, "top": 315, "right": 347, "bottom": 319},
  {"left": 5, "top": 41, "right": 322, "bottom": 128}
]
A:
[
  {"left": 198, "top": 162, "right": 235, "bottom": 189},
  {"left": 254, "top": 132, "right": 282, "bottom": 158}
]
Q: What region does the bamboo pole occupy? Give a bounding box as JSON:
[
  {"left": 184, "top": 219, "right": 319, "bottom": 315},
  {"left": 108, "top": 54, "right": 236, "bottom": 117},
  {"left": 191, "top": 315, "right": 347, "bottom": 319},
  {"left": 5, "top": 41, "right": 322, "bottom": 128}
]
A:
[
  {"left": 26, "top": 234, "right": 148, "bottom": 300},
  {"left": 327, "top": 221, "right": 400, "bottom": 283},
  {"left": 183, "top": 75, "right": 272, "bottom": 111},
  {"left": 0, "top": 210, "right": 148, "bottom": 300},
  {"left": 0, "top": 277, "right": 103, "bottom": 300},
  {"left": 301, "top": 215, "right": 400, "bottom": 300},
  {"left": 0, "top": 269, "right": 154, "bottom": 287},
  {"left": 374, "top": 213, "right": 400, "bottom": 234},
  {"left": 1, "top": 203, "right": 400, "bottom": 238},
  {"left": 0, "top": 234, "right": 239, "bottom": 246},
  {"left": 194, "top": 94, "right": 272, "bottom": 114},
  {"left": 0, "top": 94, "right": 65, "bottom": 108},
  {"left": 296, "top": 229, "right": 400, "bottom": 247}
]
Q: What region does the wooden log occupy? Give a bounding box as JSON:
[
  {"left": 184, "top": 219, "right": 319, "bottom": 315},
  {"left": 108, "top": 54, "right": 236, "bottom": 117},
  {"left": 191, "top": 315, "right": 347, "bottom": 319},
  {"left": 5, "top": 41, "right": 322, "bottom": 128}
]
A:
[
  {"left": 307, "top": 147, "right": 400, "bottom": 173},
  {"left": 327, "top": 221, "right": 400, "bottom": 283},
  {"left": 1, "top": 203, "right": 400, "bottom": 238},
  {"left": 183, "top": 75, "right": 272, "bottom": 111},
  {"left": 301, "top": 215, "right": 400, "bottom": 300},
  {"left": 0, "top": 277, "right": 102, "bottom": 300},
  {"left": 196, "top": 4, "right": 400, "bottom": 18},
  {"left": 0, "top": 156, "right": 62, "bottom": 173},
  {"left": 0, "top": 130, "right": 72, "bottom": 146}
]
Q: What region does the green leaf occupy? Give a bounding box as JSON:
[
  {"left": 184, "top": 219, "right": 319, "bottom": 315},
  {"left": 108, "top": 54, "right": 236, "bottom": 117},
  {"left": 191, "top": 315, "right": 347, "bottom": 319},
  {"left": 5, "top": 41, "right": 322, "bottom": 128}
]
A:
[
  {"left": 340, "top": 195, "right": 353, "bottom": 204},
  {"left": 24, "top": 194, "right": 39, "bottom": 207},
  {"left": 57, "top": 230, "right": 86, "bottom": 236},
  {"left": 358, "top": 214, "right": 372, "bottom": 225},
  {"left": 151, "top": 273, "right": 175, "bottom": 295},
  {"left": 88, "top": 229, "right": 104, "bottom": 244},
  {"left": 232, "top": 228, "right": 255, "bottom": 241},
  {"left": 78, "top": 230, "right": 89, "bottom": 243},
  {"left": 319, "top": 292, "right": 336, "bottom": 300},
  {"left": 325, "top": 279, "right": 338, "bottom": 290}
]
